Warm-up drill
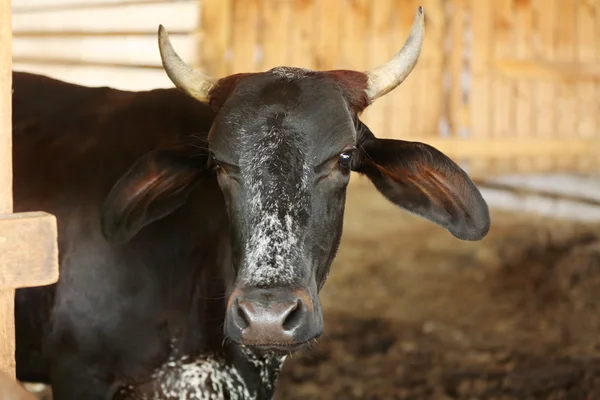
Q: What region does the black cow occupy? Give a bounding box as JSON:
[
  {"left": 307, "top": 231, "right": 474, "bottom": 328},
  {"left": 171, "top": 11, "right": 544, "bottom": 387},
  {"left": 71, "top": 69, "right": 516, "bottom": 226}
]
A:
[{"left": 13, "top": 7, "right": 489, "bottom": 399}]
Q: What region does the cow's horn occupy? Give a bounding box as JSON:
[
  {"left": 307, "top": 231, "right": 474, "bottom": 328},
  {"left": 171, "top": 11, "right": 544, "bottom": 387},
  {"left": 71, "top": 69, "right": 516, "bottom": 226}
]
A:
[
  {"left": 365, "top": 6, "right": 425, "bottom": 102},
  {"left": 158, "top": 25, "right": 216, "bottom": 102}
]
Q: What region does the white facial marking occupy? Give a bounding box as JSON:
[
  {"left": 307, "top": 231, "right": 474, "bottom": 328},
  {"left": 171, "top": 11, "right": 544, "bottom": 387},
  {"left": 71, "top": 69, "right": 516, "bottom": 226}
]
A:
[{"left": 240, "top": 127, "right": 309, "bottom": 287}]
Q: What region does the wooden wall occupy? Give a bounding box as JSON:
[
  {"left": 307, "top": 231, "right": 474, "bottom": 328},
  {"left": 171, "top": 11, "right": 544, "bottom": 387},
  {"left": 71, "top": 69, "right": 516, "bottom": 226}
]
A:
[
  {"left": 10, "top": 0, "right": 600, "bottom": 178},
  {"left": 199, "top": 0, "right": 600, "bottom": 178},
  {"left": 12, "top": 0, "right": 202, "bottom": 90}
]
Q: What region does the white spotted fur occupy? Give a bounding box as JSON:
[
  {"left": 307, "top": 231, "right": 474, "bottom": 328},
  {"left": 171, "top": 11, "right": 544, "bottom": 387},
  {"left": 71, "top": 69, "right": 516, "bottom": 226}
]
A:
[
  {"left": 123, "top": 350, "right": 286, "bottom": 400},
  {"left": 269, "top": 66, "right": 311, "bottom": 80},
  {"left": 152, "top": 355, "right": 251, "bottom": 400}
]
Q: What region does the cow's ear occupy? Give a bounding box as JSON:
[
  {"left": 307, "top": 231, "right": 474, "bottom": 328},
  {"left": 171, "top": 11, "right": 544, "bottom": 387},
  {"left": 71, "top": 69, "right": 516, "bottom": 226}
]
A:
[
  {"left": 101, "top": 146, "right": 207, "bottom": 243},
  {"left": 353, "top": 124, "right": 490, "bottom": 241}
]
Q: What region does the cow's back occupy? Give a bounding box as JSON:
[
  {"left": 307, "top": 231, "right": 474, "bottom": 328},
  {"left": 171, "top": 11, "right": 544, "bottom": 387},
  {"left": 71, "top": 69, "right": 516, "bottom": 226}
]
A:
[{"left": 11, "top": 72, "right": 226, "bottom": 385}]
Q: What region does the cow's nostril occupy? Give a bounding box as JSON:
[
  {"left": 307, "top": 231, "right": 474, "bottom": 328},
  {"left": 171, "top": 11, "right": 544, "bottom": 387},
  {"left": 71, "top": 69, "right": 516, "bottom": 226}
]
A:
[
  {"left": 282, "top": 299, "right": 303, "bottom": 331},
  {"left": 234, "top": 299, "right": 250, "bottom": 330}
]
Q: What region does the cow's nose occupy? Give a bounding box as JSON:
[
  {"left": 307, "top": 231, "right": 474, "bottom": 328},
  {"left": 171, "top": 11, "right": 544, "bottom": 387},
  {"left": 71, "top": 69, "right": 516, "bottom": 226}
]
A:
[{"left": 225, "top": 288, "right": 321, "bottom": 349}]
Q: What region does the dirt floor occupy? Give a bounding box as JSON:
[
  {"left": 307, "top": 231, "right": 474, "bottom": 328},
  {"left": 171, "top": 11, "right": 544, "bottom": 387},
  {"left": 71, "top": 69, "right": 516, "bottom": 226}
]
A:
[
  {"left": 24, "top": 179, "right": 600, "bottom": 400},
  {"left": 274, "top": 180, "right": 600, "bottom": 400}
]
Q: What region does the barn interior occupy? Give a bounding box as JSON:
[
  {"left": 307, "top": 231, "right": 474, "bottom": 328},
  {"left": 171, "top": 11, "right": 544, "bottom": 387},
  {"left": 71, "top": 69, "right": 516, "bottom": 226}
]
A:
[{"left": 3, "top": 0, "right": 600, "bottom": 399}]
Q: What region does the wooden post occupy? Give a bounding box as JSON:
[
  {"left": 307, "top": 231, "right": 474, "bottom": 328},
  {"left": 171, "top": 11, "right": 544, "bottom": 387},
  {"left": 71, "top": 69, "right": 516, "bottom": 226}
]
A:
[
  {"left": 0, "top": 0, "right": 59, "bottom": 379},
  {"left": 0, "top": 0, "right": 16, "bottom": 377}
]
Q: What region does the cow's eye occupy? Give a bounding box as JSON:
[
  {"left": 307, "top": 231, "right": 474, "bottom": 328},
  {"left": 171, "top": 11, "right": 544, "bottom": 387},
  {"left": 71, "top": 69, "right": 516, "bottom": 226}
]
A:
[{"left": 338, "top": 150, "right": 354, "bottom": 169}]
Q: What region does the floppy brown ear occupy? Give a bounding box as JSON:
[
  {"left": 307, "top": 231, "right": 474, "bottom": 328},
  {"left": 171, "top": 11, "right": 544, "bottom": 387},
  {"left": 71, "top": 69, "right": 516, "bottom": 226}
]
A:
[
  {"left": 101, "top": 146, "right": 207, "bottom": 243},
  {"left": 355, "top": 128, "right": 490, "bottom": 241}
]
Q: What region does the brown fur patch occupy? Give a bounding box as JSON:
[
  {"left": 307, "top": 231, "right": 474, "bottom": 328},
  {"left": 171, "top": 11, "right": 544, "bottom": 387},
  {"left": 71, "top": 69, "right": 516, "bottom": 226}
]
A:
[{"left": 326, "top": 70, "right": 371, "bottom": 114}]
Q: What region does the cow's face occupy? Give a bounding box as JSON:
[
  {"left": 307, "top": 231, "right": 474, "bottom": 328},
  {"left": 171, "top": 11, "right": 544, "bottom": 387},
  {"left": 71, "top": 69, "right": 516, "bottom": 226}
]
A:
[
  {"left": 101, "top": 7, "right": 491, "bottom": 355},
  {"left": 208, "top": 71, "right": 361, "bottom": 351}
]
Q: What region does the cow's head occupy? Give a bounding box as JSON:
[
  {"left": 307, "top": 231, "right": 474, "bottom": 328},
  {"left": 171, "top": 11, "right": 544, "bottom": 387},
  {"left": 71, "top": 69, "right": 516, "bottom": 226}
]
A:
[{"left": 101, "top": 7, "right": 490, "bottom": 355}]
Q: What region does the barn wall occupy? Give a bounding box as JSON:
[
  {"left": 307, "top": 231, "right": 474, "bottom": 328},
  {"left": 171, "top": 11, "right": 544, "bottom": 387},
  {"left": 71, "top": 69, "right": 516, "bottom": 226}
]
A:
[
  {"left": 198, "top": 0, "right": 600, "bottom": 178},
  {"left": 10, "top": 0, "right": 600, "bottom": 178},
  {"left": 12, "top": 0, "right": 202, "bottom": 90}
]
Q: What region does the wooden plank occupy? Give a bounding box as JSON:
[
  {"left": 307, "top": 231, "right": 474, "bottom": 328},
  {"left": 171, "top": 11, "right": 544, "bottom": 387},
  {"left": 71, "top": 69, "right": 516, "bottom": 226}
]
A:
[
  {"left": 491, "top": 0, "right": 514, "bottom": 140},
  {"left": 0, "top": 0, "right": 15, "bottom": 377},
  {"left": 200, "top": 0, "right": 232, "bottom": 77},
  {"left": 12, "top": 34, "right": 198, "bottom": 67},
  {"left": 289, "top": 0, "right": 316, "bottom": 69},
  {"left": 340, "top": 0, "right": 369, "bottom": 124},
  {"left": 12, "top": 58, "right": 165, "bottom": 70},
  {"left": 490, "top": 0, "right": 514, "bottom": 176},
  {"left": 13, "top": 30, "right": 191, "bottom": 38},
  {"left": 468, "top": 0, "right": 492, "bottom": 171},
  {"left": 231, "top": 0, "right": 259, "bottom": 73},
  {"left": 314, "top": 0, "right": 341, "bottom": 70},
  {"left": 469, "top": 0, "right": 492, "bottom": 137},
  {"left": 0, "top": 0, "right": 11, "bottom": 214},
  {"left": 14, "top": 0, "right": 169, "bottom": 12},
  {"left": 0, "top": 212, "right": 59, "bottom": 290},
  {"left": 575, "top": 0, "right": 596, "bottom": 172},
  {"left": 596, "top": 0, "right": 600, "bottom": 171},
  {"left": 258, "top": 0, "right": 291, "bottom": 70},
  {"left": 448, "top": 0, "right": 468, "bottom": 138},
  {"left": 514, "top": 0, "right": 533, "bottom": 173},
  {"left": 361, "top": 0, "right": 393, "bottom": 138},
  {"left": 340, "top": 0, "right": 369, "bottom": 70},
  {"left": 575, "top": 0, "right": 596, "bottom": 139},
  {"left": 13, "top": 62, "right": 176, "bottom": 90},
  {"left": 555, "top": 0, "right": 576, "bottom": 171},
  {"left": 13, "top": 1, "right": 200, "bottom": 33},
  {"left": 496, "top": 59, "right": 600, "bottom": 81},
  {"left": 389, "top": 0, "right": 418, "bottom": 140},
  {"left": 420, "top": 138, "right": 600, "bottom": 159},
  {"left": 532, "top": 0, "right": 556, "bottom": 171},
  {"left": 414, "top": 0, "right": 444, "bottom": 139}
]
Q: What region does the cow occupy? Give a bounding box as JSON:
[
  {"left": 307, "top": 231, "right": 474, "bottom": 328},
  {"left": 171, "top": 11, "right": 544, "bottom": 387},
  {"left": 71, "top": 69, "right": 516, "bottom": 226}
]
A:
[{"left": 12, "top": 7, "right": 490, "bottom": 399}]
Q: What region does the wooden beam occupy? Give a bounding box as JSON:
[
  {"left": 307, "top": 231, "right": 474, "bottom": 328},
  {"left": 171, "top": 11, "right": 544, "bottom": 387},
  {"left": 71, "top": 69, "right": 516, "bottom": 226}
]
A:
[
  {"left": 0, "top": 0, "right": 16, "bottom": 377},
  {"left": 420, "top": 138, "right": 600, "bottom": 159},
  {"left": 13, "top": 29, "right": 191, "bottom": 37},
  {"left": 0, "top": 1, "right": 11, "bottom": 213},
  {"left": 13, "top": 0, "right": 180, "bottom": 14},
  {"left": 0, "top": 212, "right": 59, "bottom": 291},
  {"left": 496, "top": 59, "right": 600, "bottom": 82},
  {"left": 12, "top": 57, "right": 165, "bottom": 69},
  {"left": 0, "top": 0, "right": 59, "bottom": 380}
]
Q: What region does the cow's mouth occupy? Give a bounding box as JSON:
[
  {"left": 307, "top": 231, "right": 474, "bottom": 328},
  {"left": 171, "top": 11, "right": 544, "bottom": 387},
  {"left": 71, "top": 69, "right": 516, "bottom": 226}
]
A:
[{"left": 238, "top": 338, "right": 317, "bottom": 356}]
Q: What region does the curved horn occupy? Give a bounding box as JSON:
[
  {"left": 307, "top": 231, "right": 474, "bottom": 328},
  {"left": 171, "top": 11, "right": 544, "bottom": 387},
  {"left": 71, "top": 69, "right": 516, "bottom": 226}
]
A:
[
  {"left": 158, "top": 25, "right": 217, "bottom": 102},
  {"left": 365, "top": 6, "right": 425, "bottom": 102}
]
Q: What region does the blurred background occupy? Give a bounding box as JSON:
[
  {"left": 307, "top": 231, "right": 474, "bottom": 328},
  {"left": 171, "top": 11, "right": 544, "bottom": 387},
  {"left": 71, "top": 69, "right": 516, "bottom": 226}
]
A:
[{"left": 11, "top": 0, "right": 600, "bottom": 398}]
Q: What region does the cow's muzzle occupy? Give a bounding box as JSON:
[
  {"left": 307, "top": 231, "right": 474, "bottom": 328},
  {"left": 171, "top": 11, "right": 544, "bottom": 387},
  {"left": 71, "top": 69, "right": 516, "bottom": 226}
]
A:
[{"left": 224, "top": 287, "right": 323, "bottom": 353}]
